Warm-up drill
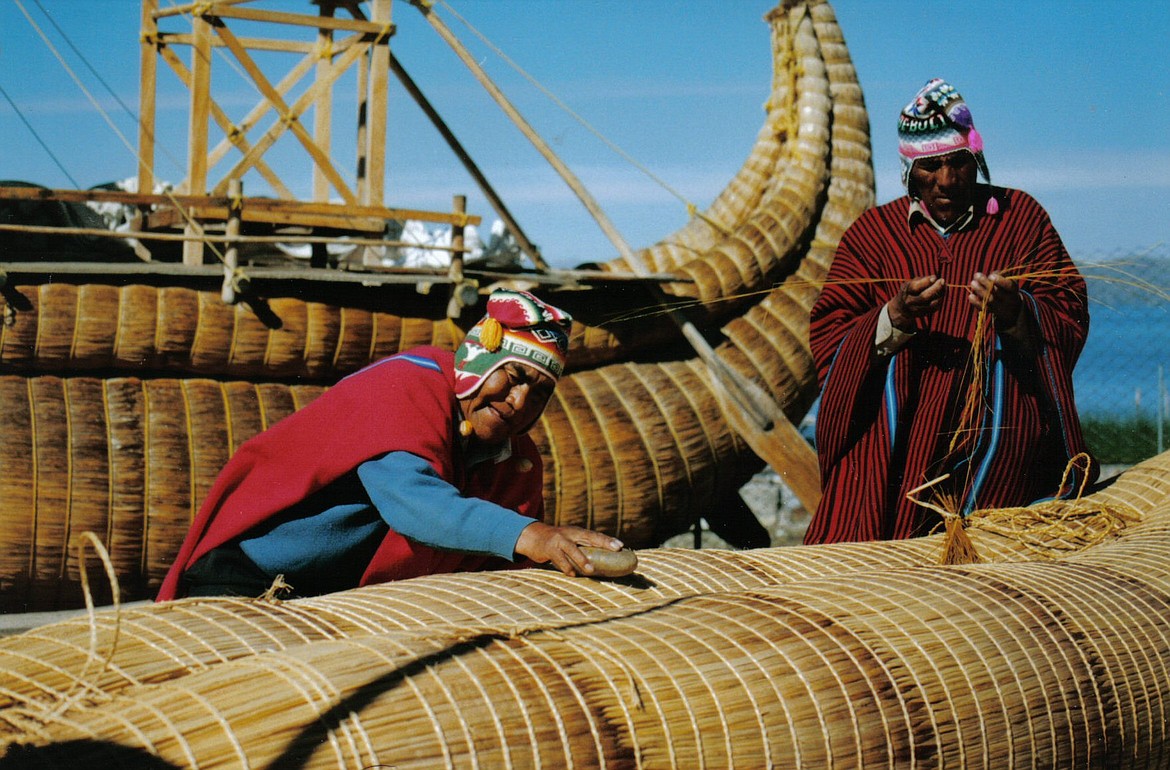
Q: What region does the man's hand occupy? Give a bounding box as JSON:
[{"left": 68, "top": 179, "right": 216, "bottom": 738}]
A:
[
  {"left": 888, "top": 275, "right": 946, "bottom": 331},
  {"left": 515, "top": 522, "right": 624, "bottom": 576},
  {"left": 967, "top": 272, "right": 1022, "bottom": 325}
]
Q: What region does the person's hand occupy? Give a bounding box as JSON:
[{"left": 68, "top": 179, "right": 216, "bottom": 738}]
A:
[
  {"left": 514, "top": 522, "right": 624, "bottom": 576},
  {"left": 888, "top": 275, "right": 945, "bottom": 331},
  {"left": 967, "top": 272, "right": 1022, "bottom": 325}
]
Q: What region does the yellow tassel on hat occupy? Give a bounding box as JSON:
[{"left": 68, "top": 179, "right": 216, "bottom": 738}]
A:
[{"left": 480, "top": 317, "right": 503, "bottom": 352}]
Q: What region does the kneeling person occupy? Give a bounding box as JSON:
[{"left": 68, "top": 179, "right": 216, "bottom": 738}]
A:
[{"left": 157, "top": 289, "right": 621, "bottom": 600}]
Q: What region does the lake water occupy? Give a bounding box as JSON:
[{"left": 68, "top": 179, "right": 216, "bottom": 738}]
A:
[{"left": 1076, "top": 299, "right": 1170, "bottom": 419}]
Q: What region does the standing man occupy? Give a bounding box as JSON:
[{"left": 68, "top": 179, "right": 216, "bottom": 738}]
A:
[{"left": 805, "top": 78, "right": 1097, "bottom": 544}]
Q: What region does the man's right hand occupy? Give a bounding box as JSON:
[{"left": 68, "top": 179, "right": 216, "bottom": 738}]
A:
[{"left": 888, "top": 275, "right": 946, "bottom": 331}]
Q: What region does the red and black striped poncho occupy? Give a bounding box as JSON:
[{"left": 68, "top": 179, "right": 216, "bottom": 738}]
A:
[{"left": 805, "top": 186, "right": 1097, "bottom": 544}]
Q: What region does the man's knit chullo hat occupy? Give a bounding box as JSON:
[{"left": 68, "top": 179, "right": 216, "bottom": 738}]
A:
[
  {"left": 454, "top": 289, "right": 572, "bottom": 399},
  {"left": 898, "top": 78, "right": 996, "bottom": 213}
]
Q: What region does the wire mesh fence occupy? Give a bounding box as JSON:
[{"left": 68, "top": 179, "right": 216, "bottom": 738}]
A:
[{"left": 1074, "top": 243, "right": 1170, "bottom": 465}]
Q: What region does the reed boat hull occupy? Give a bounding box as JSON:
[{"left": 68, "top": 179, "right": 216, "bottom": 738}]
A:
[
  {"left": 0, "top": 0, "right": 873, "bottom": 611},
  {"left": 0, "top": 452, "right": 1166, "bottom": 767}
]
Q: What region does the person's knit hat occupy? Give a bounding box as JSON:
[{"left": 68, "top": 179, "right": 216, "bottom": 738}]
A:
[
  {"left": 897, "top": 78, "right": 991, "bottom": 191},
  {"left": 454, "top": 289, "right": 572, "bottom": 399}
]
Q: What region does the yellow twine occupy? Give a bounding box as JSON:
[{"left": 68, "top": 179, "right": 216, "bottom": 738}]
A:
[
  {"left": 259, "top": 575, "right": 293, "bottom": 602},
  {"left": 38, "top": 533, "right": 123, "bottom": 723},
  {"left": 966, "top": 453, "right": 1137, "bottom": 558}
]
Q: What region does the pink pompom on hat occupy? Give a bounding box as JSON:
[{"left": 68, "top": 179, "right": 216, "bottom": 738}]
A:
[
  {"left": 897, "top": 78, "right": 992, "bottom": 193},
  {"left": 454, "top": 289, "right": 572, "bottom": 399}
]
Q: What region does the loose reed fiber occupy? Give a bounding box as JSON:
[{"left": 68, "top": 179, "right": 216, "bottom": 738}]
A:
[
  {"left": 0, "top": 452, "right": 1163, "bottom": 746},
  {"left": 2, "top": 455, "right": 1168, "bottom": 767}
]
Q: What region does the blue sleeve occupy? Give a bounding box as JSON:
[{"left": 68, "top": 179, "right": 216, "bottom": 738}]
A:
[{"left": 356, "top": 451, "right": 535, "bottom": 561}]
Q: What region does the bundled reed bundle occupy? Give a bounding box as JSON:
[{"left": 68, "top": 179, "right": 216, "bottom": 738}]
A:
[
  {"left": 0, "top": 377, "right": 326, "bottom": 612},
  {"left": 0, "top": 282, "right": 466, "bottom": 381},
  {"left": 0, "top": 453, "right": 1166, "bottom": 768},
  {"left": 0, "top": 0, "right": 865, "bottom": 381}
]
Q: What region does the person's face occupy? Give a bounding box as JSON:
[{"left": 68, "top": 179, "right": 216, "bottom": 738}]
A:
[
  {"left": 910, "top": 150, "right": 977, "bottom": 226},
  {"left": 460, "top": 362, "right": 556, "bottom": 444}
]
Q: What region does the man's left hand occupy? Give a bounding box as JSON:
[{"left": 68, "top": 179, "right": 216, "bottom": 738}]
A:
[{"left": 968, "top": 272, "right": 1022, "bottom": 325}]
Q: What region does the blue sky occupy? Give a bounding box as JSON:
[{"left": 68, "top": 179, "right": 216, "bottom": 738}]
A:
[{"left": 2, "top": 0, "right": 1167, "bottom": 268}]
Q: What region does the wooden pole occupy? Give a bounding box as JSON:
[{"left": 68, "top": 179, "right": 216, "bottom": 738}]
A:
[
  {"left": 137, "top": 0, "right": 159, "bottom": 199},
  {"left": 365, "top": 0, "right": 391, "bottom": 207},
  {"left": 183, "top": 6, "right": 213, "bottom": 265},
  {"left": 447, "top": 194, "right": 469, "bottom": 318},
  {"left": 410, "top": 0, "right": 645, "bottom": 274},
  {"left": 312, "top": 4, "right": 335, "bottom": 202},
  {"left": 221, "top": 179, "right": 242, "bottom": 303}
]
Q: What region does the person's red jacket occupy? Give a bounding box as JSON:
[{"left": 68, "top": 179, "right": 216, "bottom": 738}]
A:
[{"left": 156, "top": 347, "right": 544, "bottom": 601}]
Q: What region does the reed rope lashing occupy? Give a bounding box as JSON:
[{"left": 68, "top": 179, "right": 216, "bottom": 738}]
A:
[
  {"left": 966, "top": 452, "right": 1139, "bottom": 558},
  {"left": 912, "top": 453, "right": 1135, "bottom": 566},
  {"left": 39, "top": 532, "right": 124, "bottom": 723}
]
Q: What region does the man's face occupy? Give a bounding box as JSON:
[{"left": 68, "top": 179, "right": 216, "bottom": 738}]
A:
[
  {"left": 910, "top": 150, "right": 977, "bottom": 226},
  {"left": 460, "top": 362, "right": 555, "bottom": 444}
]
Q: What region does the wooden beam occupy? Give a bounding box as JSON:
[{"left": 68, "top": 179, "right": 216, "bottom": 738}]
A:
[
  {"left": 364, "top": 0, "right": 391, "bottom": 207},
  {"left": 0, "top": 187, "right": 479, "bottom": 227},
  {"left": 157, "top": 45, "right": 295, "bottom": 199},
  {"left": 209, "top": 20, "right": 363, "bottom": 202},
  {"left": 313, "top": 6, "right": 336, "bottom": 202},
  {"left": 388, "top": 52, "right": 548, "bottom": 271},
  {"left": 154, "top": 31, "right": 316, "bottom": 55},
  {"left": 161, "top": 4, "right": 395, "bottom": 36},
  {"left": 137, "top": 0, "right": 159, "bottom": 198}
]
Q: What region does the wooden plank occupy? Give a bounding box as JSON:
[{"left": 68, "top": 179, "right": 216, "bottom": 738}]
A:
[
  {"left": 0, "top": 188, "right": 480, "bottom": 227},
  {"left": 204, "top": 45, "right": 318, "bottom": 170},
  {"left": 356, "top": 27, "right": 371, "bottom": 203},
  {"left": 196, "top": 5, "right": 394, "bottom": 36},
  {"left": 0, "top": 260, "right": 689, "bottom": 288},
  {"left": 313, "top": 7, "right": 336, "bottom": 202},
  {"left": 184, "top": 11, "right": 214, "bottom": 265},
  {"left": 156, "top": 32, "right": 317, "bottom": 55},
  {"left": 144, "top": 206, "right": 385, "bottom": 233}
]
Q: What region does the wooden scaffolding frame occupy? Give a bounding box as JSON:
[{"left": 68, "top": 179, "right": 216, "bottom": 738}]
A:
[{"left": 134, "top": 0, "right": 478, "bottom": 268}]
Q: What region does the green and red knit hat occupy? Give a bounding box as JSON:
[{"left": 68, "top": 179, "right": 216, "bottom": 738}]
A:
[{"left": 454, "top": 289, "right": 572, "bottom": 398}]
